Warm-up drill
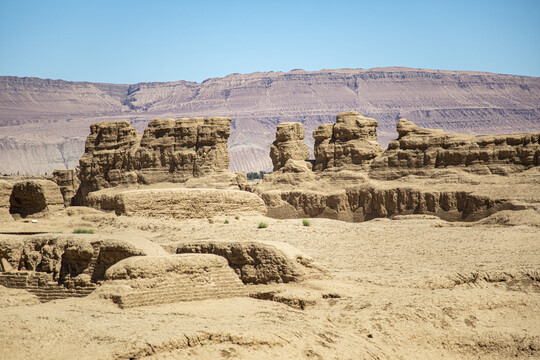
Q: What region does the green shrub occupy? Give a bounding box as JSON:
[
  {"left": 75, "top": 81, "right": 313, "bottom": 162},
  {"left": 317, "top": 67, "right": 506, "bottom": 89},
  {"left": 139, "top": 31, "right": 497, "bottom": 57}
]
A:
[
  {"left": 208, "top": 218, "right": 214, "bottom": 224},
  {"left": 246, "top": 171, "right": 272, "bottom": 180},
  {"left": 224, "top": 219, "right": 230, "bottom": 224},
  {"left": 235, "top": 215, "right": 240, "bottom": 220},
  {"left": 257, "top": 222, "right": 268, "bottom": 229},
  {"left": 73, "top": 228, "right": 94, "bottom": 234},
  {"left": 302, "top": 219, "right": 311, "bottom": 226}
]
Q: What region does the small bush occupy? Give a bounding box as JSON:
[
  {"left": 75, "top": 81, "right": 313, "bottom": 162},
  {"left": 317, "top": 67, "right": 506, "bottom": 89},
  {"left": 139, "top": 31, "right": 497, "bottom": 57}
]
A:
[
  {"left": 73, "top": 228, "right": 94, "bottom": 234},
  {"left": 208, "top": 218, "right": 214, "bottom": 224},
  {"left": 235, "top": 215, "right": 240, "bottom": 220},
  {"left": 224, "top": 219, "right": 230, "bottom": 224},
  {"left": 302, "top": 219, "right": 311, "bottom": 227},
  {"left": 257, "top": 222, "right": 268, "bottom": 229}
]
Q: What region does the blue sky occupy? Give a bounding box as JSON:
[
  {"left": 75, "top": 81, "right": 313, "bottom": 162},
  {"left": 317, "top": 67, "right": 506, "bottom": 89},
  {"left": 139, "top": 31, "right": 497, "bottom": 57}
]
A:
[{"left": 1, "top": 0, "right": 539, "bottom": 83}]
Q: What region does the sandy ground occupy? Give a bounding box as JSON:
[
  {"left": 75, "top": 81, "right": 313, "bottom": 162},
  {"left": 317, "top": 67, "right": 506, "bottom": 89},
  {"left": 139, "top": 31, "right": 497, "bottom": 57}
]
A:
[{"left": 0, "top": 211, "right": 539, "bottom": 359}]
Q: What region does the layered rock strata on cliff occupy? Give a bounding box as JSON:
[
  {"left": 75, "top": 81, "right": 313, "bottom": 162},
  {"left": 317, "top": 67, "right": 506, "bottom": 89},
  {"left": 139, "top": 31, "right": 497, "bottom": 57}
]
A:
[
  {"left": 370, "top": 119, "right": 540, "bottom": 179},
  {"left": 313, "top": 112, "right": 383, "bottom": 171},
  {"left": 76, "top": 117, "right": 233, "bottom": 203},
  {"left": 270, "top": 122, "right": 310, "bottom": 171}
]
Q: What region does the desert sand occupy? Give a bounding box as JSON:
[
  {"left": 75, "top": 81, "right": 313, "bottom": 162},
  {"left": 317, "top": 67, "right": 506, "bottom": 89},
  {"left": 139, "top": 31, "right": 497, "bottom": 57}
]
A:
[{"left": 0, "top": 211, "right": 539, "bottom": 359}]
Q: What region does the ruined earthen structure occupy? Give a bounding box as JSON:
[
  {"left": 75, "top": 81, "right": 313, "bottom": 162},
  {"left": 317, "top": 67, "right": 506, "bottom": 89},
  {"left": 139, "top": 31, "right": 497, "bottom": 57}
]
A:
[
  {"left": 0, "top": 234, "right": 166, "bottom": 301},
  {"left": 8, "top": 180, "right": 63, "bottom": 219},
  {"left": 313, "top": 111, "right": 384, "bottom": 171},
  {"left": 174, "top": 241, "right": 309, "bottom": 284},
  {"left": 53, "top": 169, "right": 80, "bottom": 206},
  {"left": 370, "top": 119, "right": 540, "bottom": 179},
  {"left": 260, "top": 185, "right": 525, "bottom": 222},
  {"left": 270, "top": 122, "right": 311, "bottom": 171},
  {"left": 0, "top": 180, "right": 13, "bottom": 222},
  {"left": 86, "top": 187, "right": 267, "bottom": 219},
  {"left": 76, "top": 117, "right": 233, "bottom": 203},
  {"left": 101, "top": 254, "right": 246, "bottom": 308},
  {"left": 259, "top": 112, "right": 540, "bottom": 222}
]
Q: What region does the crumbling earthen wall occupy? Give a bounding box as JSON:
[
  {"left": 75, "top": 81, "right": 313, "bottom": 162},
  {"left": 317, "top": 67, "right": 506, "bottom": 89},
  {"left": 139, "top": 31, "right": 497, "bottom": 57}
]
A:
[
  {"left": 0, "top": 234, "right": 164, "bottom": 302},
  {"left": 270, "top": 122, "right": 310, "bottom": 171},
  {"left": 75, "top": 117, "right": 232, "bottom": 203},
  {"left": 53, "top": 169, "right": 80, "bottom": 206},
  {"left": 101, "top": 254, "right": 246, "bottom": 308},
  {"left": 369, "top": 119, "right": 540, "bottom": 179},
  {"left": 0, "top": 180, "right": 13, "bottom": 222},
  {"left": 313, "top": 111, "right": 384, "bottom": 171},
  {"left": 261, "top": 186, "right": 523, "bottom": 222},
  {"left": 85, "top": 188, "right": 267, "bottom": 219},
  {"left": 8, "top": 180, "right": 64, "bottom": 218},
  {"left": 175, "top": 241, "right": 306, "bottom": 284}
]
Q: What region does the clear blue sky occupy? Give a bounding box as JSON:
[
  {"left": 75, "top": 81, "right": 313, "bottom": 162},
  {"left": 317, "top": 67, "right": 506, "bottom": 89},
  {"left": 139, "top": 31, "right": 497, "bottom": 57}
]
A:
[{"left": 1, "top": 0, "right": 539, "bottom": 84}]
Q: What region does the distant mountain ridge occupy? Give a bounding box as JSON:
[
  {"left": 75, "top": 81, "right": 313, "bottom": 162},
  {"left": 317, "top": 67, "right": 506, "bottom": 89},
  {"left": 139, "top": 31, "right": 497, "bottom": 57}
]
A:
[{"left": 1, "top": 67, "right": 539, "bottom": 174}]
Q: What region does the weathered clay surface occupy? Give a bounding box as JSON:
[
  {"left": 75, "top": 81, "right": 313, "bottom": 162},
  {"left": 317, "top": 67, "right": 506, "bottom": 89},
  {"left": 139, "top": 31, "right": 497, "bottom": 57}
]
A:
[
  {"left": 258, "top": 114, "right": 540, "bottom": 223},
  {"left": 53, "top": 169, "right": 80, "bottom": 206},
  {"left": 370, "top": 119, "right": 540, "bottom": 179},
  {"left": 270, "top": 122, "right": 310, "bottom": 171},
  {"left": 313, "top": 111, "right": 383, "bottom": 171},
  {"left": 76, "top": 117, "right": 233, "bottom": 204},
  {"left": 261, "top": 185, "right": 527, "bottom": 222},
  {"left": 134, "top": 117, "right": 231, "bottom": 182},
  {"left": 0, "top": 180, "right": 13, "bottom": 222},
  {"left": 76, "top": 120, "right": 140, "bottom": 202},
  {"left": 86, "top": 187, "right": 267, "bottom": 219},
  {"left": 98, "top": 254, "right": 245, "bottom": 308},
  {"left": 9, "top": 180, "right": 63, "bottom": 218},
  {"left": 0, "top": 234, "right": 166, "bottom": 301},
  {"left": 174, "top": 241, "right": 310, "bottom": 284}
]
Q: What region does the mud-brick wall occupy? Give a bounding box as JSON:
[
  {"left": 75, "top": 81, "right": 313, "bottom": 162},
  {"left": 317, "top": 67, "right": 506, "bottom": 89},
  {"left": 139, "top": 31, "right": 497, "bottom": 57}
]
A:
[
  {"left": 110, "top": 267, "right": 245, "bottom": 308},
  {"left": 0, "top": 271, "right": 96, "bottom": 302}
]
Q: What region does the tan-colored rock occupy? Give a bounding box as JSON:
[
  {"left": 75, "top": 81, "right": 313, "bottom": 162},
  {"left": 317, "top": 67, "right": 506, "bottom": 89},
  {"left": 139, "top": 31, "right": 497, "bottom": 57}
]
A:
[
  {"left": 8, "top": 180, "right": 63, "bottom": 218},
  {"left": 313, "top": 112, "right": 383, "bottom": 171},
  {"left": 86, "top": 187, "right": 267, "bottom": 219},
  {"left": 261, "top": 185, "right": 529, "bottom": 222},
  {"left": 76, "top": 117, "right": 233, "bottom": 204},
  {"left": 0, "top": 180, "right": 13, "bottom": 222},
  {"left": 52, "top": 169, "right": 80, "bottom": 206},
  {"left": 76, "top": 120, "right": 141, "bottom": 202},
  {"left": 370, "top": 119, "right": 540, "bottom": 179},
  {"left": 0, "top": 233, "right": 167, "bottom": 302},
  {"left": 134, "top": 117, "right": 231, "bottom": 182},
  {"left": 174, "top": 240, "right": 311, "bottom": 284},
  {"left": 270, "top": 122, "right": 310, "bottom": 171},
  {"left": 98, "top": 254, "right": 245, "bottom": 308}
]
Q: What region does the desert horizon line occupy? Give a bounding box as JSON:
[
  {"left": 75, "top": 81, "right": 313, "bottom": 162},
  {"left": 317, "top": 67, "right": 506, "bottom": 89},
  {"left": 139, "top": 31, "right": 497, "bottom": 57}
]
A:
[{"left": 2, "top": 65, "right": 539, "bottom": 86}]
